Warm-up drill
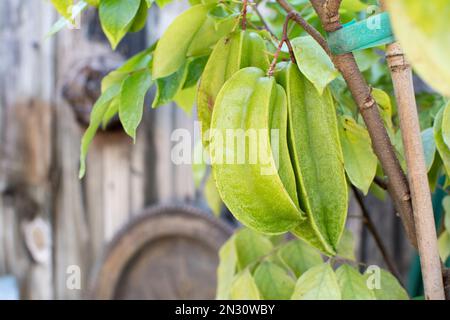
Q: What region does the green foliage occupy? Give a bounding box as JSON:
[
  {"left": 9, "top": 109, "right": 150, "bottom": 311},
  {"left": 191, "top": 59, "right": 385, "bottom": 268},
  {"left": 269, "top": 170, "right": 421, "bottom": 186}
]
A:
[
  {"left": 363, "top": 268, "right": 409, "bottom": 300},
  {"left": 254, "top": 262, "right": 295, "bottom": 300},
  {"left": 153, "top": 5, "right": 209, "bottom": 79},
  {"left": 50, "top": 0, "right": 74, "bottom": 21},
  {"left": 421, "top": 127, "right": 437, "bottom": 172},
  {"left": 336, "top": 265, "right": 375, "bottom": 300},
  {"left": 47, "top": 1, "right": 88, "bottom": 36},
  {"left": 434, "top": 102, "right": 450, "bottom": 177},
  {"left": 230, "top": 269, "right": 261, "bottom": 300},
  {"left": 234, "top": 228, "right": 274, "bottom": 270},
  {"left": 291, "top": 36, "right": 339, "bottom": 95},
  {"left": 99, "top": 0, "right": 142, "bottom": 49},
  {"left": 79, "top": 48, "right": 153, "bottom": 177},
  {"left": 217, "top": 228, "right": 407, "bottom": 300},
  {"left": 438, "top": 196, "right": 450, "bottom": 262},
  {"left": 339, "top": 115, "right": 377, "bottom": 194},
  {"left": 119, "top": 69, "right": 152, "bottom": 140},
  {"left": 79, "top": 83, "right": 121, "bottom": 178},
  {"left": 335, "top": 229, "right": 356, "bottom": 261},
  {"left": 291, "top": 263, "right": 341, "bottom": 300},
  {"left": 277, "top": 238, "right": 323, "bottom": 277}
]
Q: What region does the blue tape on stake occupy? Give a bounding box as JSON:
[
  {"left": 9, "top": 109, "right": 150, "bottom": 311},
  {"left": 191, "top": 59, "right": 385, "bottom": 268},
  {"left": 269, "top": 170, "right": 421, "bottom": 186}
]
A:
[{"left": 327, "top": 12, "right": 395, "bottom": 55}]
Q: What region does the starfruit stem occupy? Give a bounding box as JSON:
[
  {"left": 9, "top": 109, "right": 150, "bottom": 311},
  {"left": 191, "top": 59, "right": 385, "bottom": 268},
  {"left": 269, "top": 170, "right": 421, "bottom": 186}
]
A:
[
  {"left": 240, "top": 0, "right": 248, "bottom": 30},
  {"left": 267, "top": 13, "right": 296, "bottom": 77},
  {"left": 267, "top": 39, "right": 284, "bottom": 77}
]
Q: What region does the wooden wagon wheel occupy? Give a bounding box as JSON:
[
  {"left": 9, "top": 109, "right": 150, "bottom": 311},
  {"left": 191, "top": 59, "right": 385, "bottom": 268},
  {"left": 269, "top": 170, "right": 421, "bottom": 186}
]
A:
[{"left": 89, "top": 205, "right": 233, "bottom": 300}]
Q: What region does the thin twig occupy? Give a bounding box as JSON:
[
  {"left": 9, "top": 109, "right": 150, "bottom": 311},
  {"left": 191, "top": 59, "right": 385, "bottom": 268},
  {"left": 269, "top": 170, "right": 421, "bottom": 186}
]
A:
[
  {"left": 352, "top": 185, "right": 402, "bottom": 281},
  {"left": 267, "top": 14, "right": 296, "bottom": 76},
  {"left": 250, "top": 1, "right": 278, "bottom": 39},
  {"left": 276, "top": 0, "right": 331, "bottom": 56},
  {"left": 374, "top": 176, "right": 388, "bottom": 190},
  {"left": 241, "top": 0, "right": 248, "bottom": 30}
]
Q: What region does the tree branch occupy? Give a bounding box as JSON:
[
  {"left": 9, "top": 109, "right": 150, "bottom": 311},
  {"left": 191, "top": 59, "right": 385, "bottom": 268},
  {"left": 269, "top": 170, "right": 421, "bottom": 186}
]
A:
[
  {"left": 352, "top": 186, "right": 402, "bottom": 282},
  {"left": 276, "top": 0, "right": 331, "bottom": 56},
  {"left": 380, "top": 0, "right": 444, "bottom": 301}
]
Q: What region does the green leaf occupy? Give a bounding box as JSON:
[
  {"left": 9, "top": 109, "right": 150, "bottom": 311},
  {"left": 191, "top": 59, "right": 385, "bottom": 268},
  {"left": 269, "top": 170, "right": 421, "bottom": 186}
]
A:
[
  {"left": 216, "top": 235, "right": 237, "bottom": 299},
  {"left": 119, "top": 70, "right": 152, "bottom": 141},
  {"left": 254, "top": 262, "right": 295, "bottom": 300},
  {"left": 336, "top": 229, "right": 356, "bottom": 261},
  {"left": 129, "top": 0, "right": 149, "bottom": 33},
  {"left": 438, "top": 231, "right": 450, "bottom": 262},
  {"left": 428, "top": 153, "right": 444, "bottom": 192},
  {"left": 339, "top": 116, "right": 377, "bottom": 194},
  {"left": 174, "top": 85, "right": 196, "bottom": 115},
  {"left": 187, "top": 13, "right": 235, "bottom": 57},
  {"left": 340, "top": 0, "right": 367, "bottom": 12},
  {"left": 145, "top": 0, "right": 154, "bottom": 8},
  {"left": 291, "top": 36, "right": 339, "bottom": 95},
  {"left": 47, "top": 1, "right": 88, "bottom": 37},
  {"left": 372, "top": 88, "right": 394, "bottom": 132},
  {"left": 86, "top": 0, "right": 100, "bottom": 6},
  {"left": 50, "top": 0, "right": 73, "bottom": 20},
  {"left": 183, "top": 55, "right": 209, "bottom": 89},
  {"left": 99, "top": 0, "right": 141, "bottom": 50},
  {"left": 204, "top": 173, "right": 222, "bottom": 217},
  {"left": 102, "top": 96, "right": 120, "bottom": 129},
  {"left": 278, "top": 239, "right": 323, "bottom": 277},
  {"left": 387, "top": 1, "right": 450, "bottom": 96},
  {"left": 443, "top": 196, "right": 450, "bottom": 231},
  {"left": 443, "top": 102, "right": 450, "bottom": 149},
  {"left": 336, "top": 265, "right": 375, "bottom": 300},
  {"left": 434, "top": 103, "right": 450, "bottom": 177},
  {"left": 152, "top": 5, "right": 209, "bottom": 79},
  {"left": 152, "top": 63, "right": 187, "bottom": 108},
  {"left": 102, "top": 48, "right": 153, "bottom": 91},
  {"left": 291, "top": 263, "right": 341, "bottom": 300},
  {"left": 234, "top": 228, "right": 273, "bottom": 271},
  {"left": 364, "top": 268, "right": 409, "bottom": 300},
  {"left": 192, "top": 141, "right": 207, "bottom": 188},
  {"left": 230, "top": 269, "right": 261, "bottom": 300},
  {"left": 79, "top": 84, "right": 121, "bottom": 178},
  {"left": 354, "top": 49, "right": 380, "bottom": 72},
  {"left": 155, "top": 0, "right": 173, "bottom": 8},
  {"left": 422, "top": 127, "right": 437, "bottom": 172}
]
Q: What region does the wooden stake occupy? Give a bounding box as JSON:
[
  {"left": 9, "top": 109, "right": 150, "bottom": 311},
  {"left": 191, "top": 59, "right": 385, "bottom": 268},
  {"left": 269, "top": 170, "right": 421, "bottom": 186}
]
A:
[{"left": 385, "top": 41, "right": 445, "bottom": 300}]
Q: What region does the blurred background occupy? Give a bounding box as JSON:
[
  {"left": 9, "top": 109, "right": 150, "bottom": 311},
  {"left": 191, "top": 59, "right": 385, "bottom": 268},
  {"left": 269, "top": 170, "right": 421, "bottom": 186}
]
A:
[{"left": 0, "top": 0, "right": 420, "bottom": 300}]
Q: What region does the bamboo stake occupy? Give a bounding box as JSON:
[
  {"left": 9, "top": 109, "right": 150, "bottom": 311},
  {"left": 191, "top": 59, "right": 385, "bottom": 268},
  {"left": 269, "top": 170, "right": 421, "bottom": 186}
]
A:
[
  {"left": 381, "top": 0, "right": 444, "bottom": 300},
  {"left": 383, "top": 33, "right": 445, "bottom": 302}
]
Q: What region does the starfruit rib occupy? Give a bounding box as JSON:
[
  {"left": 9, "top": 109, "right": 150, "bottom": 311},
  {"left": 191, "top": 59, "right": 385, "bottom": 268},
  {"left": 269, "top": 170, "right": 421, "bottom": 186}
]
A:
[
  {"left": 211, "top": 67, "right": 304, "bottom": 234},
  {"left": 198, "top": 30, "right": 269, "bottom": 147},
  {"left": 276, "top": 62, "right": 348, "bottom": 255}
]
